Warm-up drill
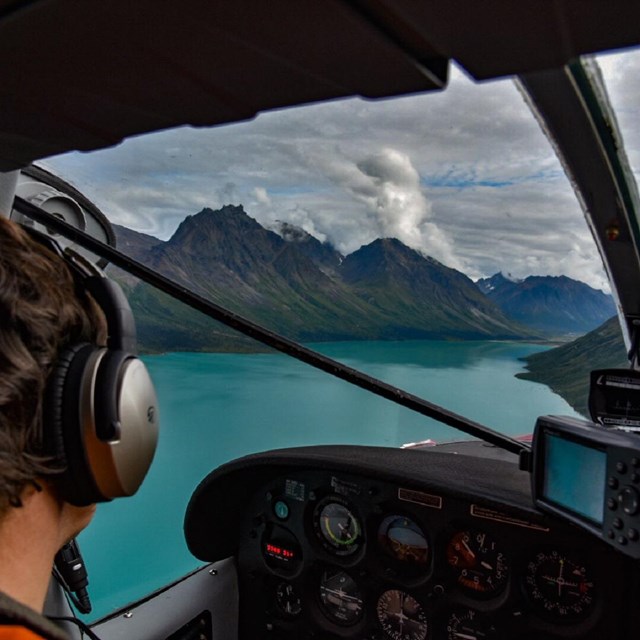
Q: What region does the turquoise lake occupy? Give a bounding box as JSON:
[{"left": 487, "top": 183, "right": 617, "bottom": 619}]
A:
[{"left": 79, "top": 340, "right": 579, "bottom": 620}]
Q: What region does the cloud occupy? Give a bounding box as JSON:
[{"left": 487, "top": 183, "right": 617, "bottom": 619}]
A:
[
  {"left": 253, "top": 187, "right": 271, "bottom": 205},
  {"left": 315, "top": 147, "right": 464, "bottom": 269},
  {"left": 41, "top": 51, "right": 640, "bottom": 293}
]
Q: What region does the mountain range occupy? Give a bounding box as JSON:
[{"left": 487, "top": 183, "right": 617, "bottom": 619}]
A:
[
  {"left": 477, "top": 272, "right": 615, "bottom": 335},
  {"left": 110, "top": 205, "right": 614, "bottom": 352}
]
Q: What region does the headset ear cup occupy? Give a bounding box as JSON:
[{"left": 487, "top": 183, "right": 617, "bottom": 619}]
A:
[
  {"left": 44, "top": 343, "right": 106, "bottom": 506},
  {"left": 92, "top": 351, "right": 159, "bottom": 497},
  {"left": 93, "top": 350, "right": 131, "bottom": 442},
  {"left": 43, "top": 345, "right": 82, "bottom": 470}
]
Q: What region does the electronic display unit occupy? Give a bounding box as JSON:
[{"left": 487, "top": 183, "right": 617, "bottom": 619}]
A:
[
  {"left": 531, "top": 415, "right": 640, "bottom": 558},
  {"left": 589, "top": 369, "right": 640, "bottom": 430}
]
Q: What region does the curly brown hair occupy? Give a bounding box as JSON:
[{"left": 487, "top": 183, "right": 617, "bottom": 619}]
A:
[{"left": 0, "top": 217, "right": 106, "bottom": 514}]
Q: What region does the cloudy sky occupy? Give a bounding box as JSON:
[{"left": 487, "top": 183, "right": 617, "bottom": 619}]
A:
[{"left": 43, "top": 48, "right": 640, "bottom": 292}]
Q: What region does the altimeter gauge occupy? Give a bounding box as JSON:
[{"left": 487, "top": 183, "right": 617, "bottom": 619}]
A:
[
  {"left": 377, "top": 589, "right": 428, "bottom": 640},
  {"left": 524, "top": 550, "right": 596, "bottom": 621},
  {"left": 446, "top": 529, "right": 509, "bottom": 596}
]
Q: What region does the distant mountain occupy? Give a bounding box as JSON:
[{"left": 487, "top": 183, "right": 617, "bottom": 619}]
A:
[
  {"left": 342, "top": 239, "right": 527, "bottom": 339},
  {"left": 477, "top": 272, "right": 615, "bottom": 335},
  {"left": 517, "top": 316, "right": 627, "bottom": 416},
  {"left": 110, "top": 205, "right": 533, "bottom": 351}
]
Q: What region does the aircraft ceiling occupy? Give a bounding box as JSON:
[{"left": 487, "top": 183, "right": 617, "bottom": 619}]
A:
[{"left": 0, "top": 0, "right": 639, "bottom": 170}]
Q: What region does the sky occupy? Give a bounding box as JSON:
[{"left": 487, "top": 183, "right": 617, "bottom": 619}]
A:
[{"left": 43, "top": 48, "right": 640, "bottom": 293}]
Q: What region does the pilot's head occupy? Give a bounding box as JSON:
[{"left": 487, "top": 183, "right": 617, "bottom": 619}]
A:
[{"left": 0, "top": 216, "right": 106, "bottom": 530}]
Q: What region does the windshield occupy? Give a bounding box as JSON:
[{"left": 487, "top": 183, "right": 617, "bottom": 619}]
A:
[
  {"left": 597, "top": 49, "right": 640, "bottom": 217},
  {"left": 39, "top": 55, "right": 637, "bottom": 620}
]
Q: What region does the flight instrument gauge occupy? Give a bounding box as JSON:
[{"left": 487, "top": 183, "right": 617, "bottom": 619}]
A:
[
  {"left": 275, "top": 581, "right": 302, "bottom": 618},
  {"left": 376, "top": 589, "right": 428, "bottom": 640},
  {"left": 314, "top": 497, "right": 362, "bottom": 556},
  {"left": 524, "top": 550, "right": 596, "bottom": 621},
  {"left": 446, "top": 529, "right": 509, "bottom": 596},
  {"left": 318, "top": 569, "right": 364, "bottom": 625},
  {"left": 378, "top": 515, "right": 429, "bottom": 566},
  {"left": 446, "top": 607, "right": 497, "bottom": 640}
]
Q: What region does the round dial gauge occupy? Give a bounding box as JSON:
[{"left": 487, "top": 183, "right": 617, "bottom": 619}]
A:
[
  {"left": 446, "top": 530, "right": 508, "bottom": 596},
  {"left": 318, "top": 569, "right": 364, "bottom": 625},
  {"left": 524, "top": 550, "right": 596, "bottom": 620},
  {"left": 378, "top": 515, "right": 429, "bottom": 566},
  {"left": 377, "top": 589, "right": 428, "bottom": 640},
  {"left": 315, "top": 497, "right": 361, "bottom": 555},
  {"left": 275, "top": 581, "right": 302, "bottom": 617},
  {"left": 446, "top": 607, "right": 497, "bottom": 640}
]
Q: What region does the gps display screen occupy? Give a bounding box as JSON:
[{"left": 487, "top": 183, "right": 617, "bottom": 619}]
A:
[{"left": 542, "top": 432, "right": 606, "bottom": 525}]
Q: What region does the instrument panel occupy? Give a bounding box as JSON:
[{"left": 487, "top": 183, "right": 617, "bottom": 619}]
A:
[
  {"left": 184, "top": 445, "right": 636, "bottom": 640},
  {"left": 235, "top": 466, "right": 627, "bottom": 640}
]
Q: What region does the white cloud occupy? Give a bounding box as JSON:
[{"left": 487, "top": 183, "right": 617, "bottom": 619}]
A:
[
  {"left": 42, "top": 51, "right": 640, "bottom": 293},
  {"left": 316, "top": 147, "right": 464, "bottom": 269},
  {"left": 253, "top": 187, "right": 271, "bottom": 205}
]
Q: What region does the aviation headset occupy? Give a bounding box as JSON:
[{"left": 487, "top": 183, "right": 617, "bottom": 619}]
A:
[{"left": 27, "top": 228, "right": 159, "bottom": 506}]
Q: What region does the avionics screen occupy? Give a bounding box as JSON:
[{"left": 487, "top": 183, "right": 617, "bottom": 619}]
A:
[{"left": 542, "top": 432, "right": 606, "bottom": 525}]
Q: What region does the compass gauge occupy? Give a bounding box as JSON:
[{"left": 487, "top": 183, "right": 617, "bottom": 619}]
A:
[
  {"left": 524, "top": 550, "right": 596, "bottom": 621},
  {"left": 377, "top": 589, "right": 428, "bottom": 640}
]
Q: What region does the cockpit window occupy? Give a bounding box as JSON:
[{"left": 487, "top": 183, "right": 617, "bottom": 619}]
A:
[
  {"left": 597, "top": 47, "right": 640, "bottom": 208},
  {"left": 41, "top": 60, "right": 625, "bottom": 619}
]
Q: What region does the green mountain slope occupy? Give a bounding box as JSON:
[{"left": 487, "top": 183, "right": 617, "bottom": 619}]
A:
[
  {"left": 517, "top": 316, "right": 627, "bottom": 416},
  {"left": 342, "top": 239, "right": 532, "bottom": 339}
]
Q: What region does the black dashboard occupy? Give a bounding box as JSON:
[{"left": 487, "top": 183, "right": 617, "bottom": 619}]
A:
[{"left": 184, "top": 443, "right": 637, "bottom": 640}]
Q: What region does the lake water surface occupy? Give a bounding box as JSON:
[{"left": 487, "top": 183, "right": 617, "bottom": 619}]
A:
[{"left": 79, "top": 340, "right": 579, "bottom": 620}]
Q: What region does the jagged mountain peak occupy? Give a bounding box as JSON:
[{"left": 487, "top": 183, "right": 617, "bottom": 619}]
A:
[
  {"left": 169, "top": 204, "right": 263, "bottom": 242},
  {"left": 348, "top": 237, "right": 420, "bottom": 262},
  {"left": 343, "top": 237, "right": 449, "bottom": 280},
  {"left": 476, "top": 272, "right": 522, "bottom": 294},
  {"left": 355, "top": 238, "right": 445, "bottom": 267}
]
